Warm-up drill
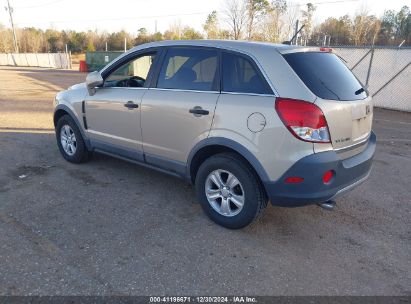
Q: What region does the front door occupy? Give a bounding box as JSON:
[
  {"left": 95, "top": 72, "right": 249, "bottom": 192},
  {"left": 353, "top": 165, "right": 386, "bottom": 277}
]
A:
[
  {"left": 141, "top": 47, "right": 220, "bottom": 169},
  {"left": 85, "top": 51, "right": 157, "bottom": 160}
]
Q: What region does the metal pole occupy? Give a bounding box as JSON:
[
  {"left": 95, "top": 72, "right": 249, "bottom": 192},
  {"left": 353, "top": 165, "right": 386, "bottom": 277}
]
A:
[
  {"left": 365, "top": 47, "right": 375, "bottom": 87},
  {"left": 124, "top": 38, "right": 127, "bottom": 52},
  {"left": 6, "top": 0, "right": 19, "bottom": 53},
  {"left": 350, "top": 49, "right": 372, "bottom": 71},
  {"left": 294, "top": 20, "right": 299, "bottom": 45},
  {"left": 59, "top": 52, "right": 63, "bottom": 69},
  {"left": 64, "top": 44, "right": 70, "bottom": 69},
  {"left": 323, "top": 35, "right": 327, "bottom": 46},
  {"left": 105, "top": 42, "right": 108, "bottom": 51}
]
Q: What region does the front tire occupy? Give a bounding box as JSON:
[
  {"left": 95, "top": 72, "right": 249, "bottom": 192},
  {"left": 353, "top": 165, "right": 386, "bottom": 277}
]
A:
[
  {"left": 56, "top": 114, "right": 90, "bottom": 163},
  {"left": 195, "top": 153, "right": 268, "bottom": 229}
]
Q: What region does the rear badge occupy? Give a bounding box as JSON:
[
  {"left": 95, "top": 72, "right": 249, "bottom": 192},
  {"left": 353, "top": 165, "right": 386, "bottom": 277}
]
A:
[
  {"left": 366, "top": 105, "right": 371, "bottom": 115},
  {"left": 335, "top": 137, "right": 351, "bottom": 144}
]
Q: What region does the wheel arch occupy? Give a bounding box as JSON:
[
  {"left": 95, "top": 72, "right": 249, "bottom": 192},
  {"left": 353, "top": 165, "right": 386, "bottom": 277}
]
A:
[
  {"left": 54, "top": 104, "right": 91, "bottom": 149},
  {"left": 187, "top": 138, "right": 270, "bottom": 186}
]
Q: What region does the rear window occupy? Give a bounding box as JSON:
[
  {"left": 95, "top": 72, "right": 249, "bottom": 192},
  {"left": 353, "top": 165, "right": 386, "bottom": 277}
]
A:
[
  {"left": 222, "top": 52, "right": 272, "bottom": 95},
  {"left": 283, "top": 52, "right": 367, "bottom": 101}
]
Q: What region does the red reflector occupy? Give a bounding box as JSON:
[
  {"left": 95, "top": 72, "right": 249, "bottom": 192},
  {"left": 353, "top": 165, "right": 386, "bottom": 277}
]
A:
[
  {"left": 320, "top": 47, "right": 333, "bottom": 52},
  {"left": 285, "top": 177, "right": 304, "bottom": 184},
  {"left": 323, "top": 170, "right": 334, "bottom": 184}
]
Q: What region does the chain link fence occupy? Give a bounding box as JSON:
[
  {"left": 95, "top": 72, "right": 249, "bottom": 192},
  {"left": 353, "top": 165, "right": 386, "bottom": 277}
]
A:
[{"left": 332, "top": 46, "right": 411, "bottom": 112}]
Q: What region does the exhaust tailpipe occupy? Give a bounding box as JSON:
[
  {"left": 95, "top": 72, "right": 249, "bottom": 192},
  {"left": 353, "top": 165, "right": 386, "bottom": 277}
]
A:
[{"left": 318, "top": 200, "right": 336, "bottom": 211}]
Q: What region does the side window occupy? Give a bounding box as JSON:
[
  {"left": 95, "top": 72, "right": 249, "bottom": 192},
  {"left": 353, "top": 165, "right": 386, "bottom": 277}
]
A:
[
  {"left": 104, "top": 53, "right": 156, "bottom": 88},
  {"left": 157, "top": 48, "right": 218, "bottom": 91},
  {"left": 222, "top": 52, "right": 272, "bottom": 95}
]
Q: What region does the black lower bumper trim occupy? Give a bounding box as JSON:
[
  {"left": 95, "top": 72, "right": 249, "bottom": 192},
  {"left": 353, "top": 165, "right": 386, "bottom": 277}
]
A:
[{"left": 263, "top": 131, "right": 376, "bottom": 207}]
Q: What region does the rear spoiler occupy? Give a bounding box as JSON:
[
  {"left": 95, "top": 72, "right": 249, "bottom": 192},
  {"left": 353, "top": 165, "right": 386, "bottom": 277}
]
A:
[{"left": 278, "top": 47, "right": 333, "bottom": 55}]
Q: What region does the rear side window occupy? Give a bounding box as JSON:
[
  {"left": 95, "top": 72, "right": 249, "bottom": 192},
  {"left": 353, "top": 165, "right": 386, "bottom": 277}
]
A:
[
  {"left": 157, "top": 48, "right": 218, "bottom": 91},
  {"left": 283, "top": 52, "right": 367, "bottom": 101},
  {"left": 222, "top": 52, "right": 272, "bottom": 95}
]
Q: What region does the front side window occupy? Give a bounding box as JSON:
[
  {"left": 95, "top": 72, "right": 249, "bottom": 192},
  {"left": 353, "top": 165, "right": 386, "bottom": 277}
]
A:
[
  {"left": 157, "top": 48, "right": 218, "bottom": 91},
  {"left": 104, "top": 53, "right": 156, "bottom": 88},
  {"left": 222, "top": 52, "right": 272, "bottom": 95}
]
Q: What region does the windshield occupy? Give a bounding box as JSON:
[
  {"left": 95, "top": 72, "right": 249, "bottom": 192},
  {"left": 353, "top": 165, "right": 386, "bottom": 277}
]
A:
[{"left": 283, "top": 52, "right": 367, "bottom": 101}]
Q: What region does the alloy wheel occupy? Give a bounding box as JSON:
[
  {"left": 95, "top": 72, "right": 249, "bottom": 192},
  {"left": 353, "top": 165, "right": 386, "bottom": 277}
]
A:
[
  {"left": 205, "top": 169, "right": 245, "bottom": 217},
  {"left": 60, "top": 124, "right": 77, "bottom": 156}
]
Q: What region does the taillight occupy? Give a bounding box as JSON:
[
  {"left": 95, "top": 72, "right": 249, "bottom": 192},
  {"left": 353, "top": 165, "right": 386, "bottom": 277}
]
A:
[{"left": 275, "top": 98, "right": 331, "bottom": 143}]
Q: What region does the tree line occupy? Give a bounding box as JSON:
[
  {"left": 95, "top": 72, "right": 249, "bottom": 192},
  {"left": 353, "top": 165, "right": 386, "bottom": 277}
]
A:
[{"left": 0, "top": 0, "right": 409, "bottom": 53}]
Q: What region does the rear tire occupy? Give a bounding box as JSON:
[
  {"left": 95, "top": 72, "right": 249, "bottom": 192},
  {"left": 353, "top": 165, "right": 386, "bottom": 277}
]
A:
[
  {"left": 195, "top": 153, "right": 268, "bottom": 229},
  {"left": 56, "top": 114, "right": 90, "bottom": 163}
]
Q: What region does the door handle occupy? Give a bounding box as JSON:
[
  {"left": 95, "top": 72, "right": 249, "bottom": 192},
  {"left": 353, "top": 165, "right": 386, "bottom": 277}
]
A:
[
  {"left": 189, "top": 107, "right": 209, "bottom": 116},
  {"left": 124, "top": 101, "right": 139, "bottom": 109}
]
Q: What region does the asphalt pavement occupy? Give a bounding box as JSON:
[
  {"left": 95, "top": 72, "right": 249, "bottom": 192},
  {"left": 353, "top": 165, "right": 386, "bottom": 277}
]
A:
[{"left": 0, "top": 67, "right": 409, "bottom": 295}]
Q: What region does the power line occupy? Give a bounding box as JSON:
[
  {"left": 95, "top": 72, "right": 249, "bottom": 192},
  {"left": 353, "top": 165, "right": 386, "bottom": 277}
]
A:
[
  {"left": 14, "top": 0, "right": 65, "bottom": 9},
  {"left": 314, "top": 0, "right": 359, "bottom": 4},
  {"left": 12, "top": 0, "right": 360, "bottom": 27},
  {"left": 291, "top": 0, "right": 359, "bottom": 7},
  {"left": 14, "top": 11, "right": 211, "bottom": 26}
]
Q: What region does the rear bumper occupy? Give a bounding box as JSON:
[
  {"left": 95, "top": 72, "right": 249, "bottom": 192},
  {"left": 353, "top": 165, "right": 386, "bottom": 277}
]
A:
[{"left": 264, "top": 131, "right": 376, "bottom": 207}]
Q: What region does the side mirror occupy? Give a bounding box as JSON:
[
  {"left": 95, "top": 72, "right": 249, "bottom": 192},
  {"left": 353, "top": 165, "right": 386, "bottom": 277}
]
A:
[{"left": 86, "top": 71, "right": 103, "bottom": 96}]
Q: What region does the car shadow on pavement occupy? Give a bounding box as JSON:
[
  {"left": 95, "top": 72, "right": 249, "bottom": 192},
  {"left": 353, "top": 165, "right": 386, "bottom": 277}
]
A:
[{"left": 16, "top": 68, "right": 86, "bottom": 90}]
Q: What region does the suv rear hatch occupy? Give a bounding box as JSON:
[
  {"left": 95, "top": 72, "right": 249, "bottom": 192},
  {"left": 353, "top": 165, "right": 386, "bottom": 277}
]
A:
[{"left": 282, "top": 49, "right": 373, "bottom": 153}]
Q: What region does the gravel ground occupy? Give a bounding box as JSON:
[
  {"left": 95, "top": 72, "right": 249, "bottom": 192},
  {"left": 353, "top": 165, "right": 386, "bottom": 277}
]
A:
[{"left": 0, "top": 67, "right": 410, "bottom": 296}]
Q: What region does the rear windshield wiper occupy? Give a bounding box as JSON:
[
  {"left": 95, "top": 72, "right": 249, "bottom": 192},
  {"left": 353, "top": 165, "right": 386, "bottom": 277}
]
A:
[{"left": 355, "top": 88, "right": 365, "bottom": 95}]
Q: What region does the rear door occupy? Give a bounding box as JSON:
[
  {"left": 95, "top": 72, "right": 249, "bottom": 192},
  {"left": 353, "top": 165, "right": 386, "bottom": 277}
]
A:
[
  {"left": 283, "top": 50, "right": 373, "bottom": 151},
  {"left": 141, "top": 46, "right": 220, "bottom": 167}
]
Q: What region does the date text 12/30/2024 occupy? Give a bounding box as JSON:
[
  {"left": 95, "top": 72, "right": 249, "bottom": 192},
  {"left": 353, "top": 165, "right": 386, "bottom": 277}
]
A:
[{"left": 149, "top": 297, "right": 257, "bottom": 303}]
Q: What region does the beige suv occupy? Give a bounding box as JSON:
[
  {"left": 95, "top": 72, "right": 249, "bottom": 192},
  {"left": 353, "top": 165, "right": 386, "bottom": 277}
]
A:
[{"left": 54, "top": 40, "right": 376, "bottom": 229}]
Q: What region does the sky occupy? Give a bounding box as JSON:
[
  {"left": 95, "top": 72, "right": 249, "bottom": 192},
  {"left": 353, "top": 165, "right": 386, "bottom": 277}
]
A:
[{"left": 1, "top": 0, "right": 410, "bottom": 35}]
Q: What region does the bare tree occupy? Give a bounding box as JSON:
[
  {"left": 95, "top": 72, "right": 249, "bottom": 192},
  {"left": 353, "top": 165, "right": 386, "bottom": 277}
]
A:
[
  {"left": 0, "top": 24, "right": 14, "bottom": 53},
  {"left": 164, "top": 20, "right": 183, "bottom": 40},
  {"left": 1, "top": 7, "right": 406, "bottom": 55},
  {"left": 283, "top": 1, "right": 299, "bottom": 40},
  {"left": 18, "top": 28, "right": 44, "bottom": 52},
  {"left": 301, "top": 2, "right": 316, "bottom": 43},
  {"left": 223, "top": 0, "right": 247, "bottom": 40},
  {"left": 352, "top": 5, "right": 381, "bottom": 45},
  {"left": 353, "top": 14, "right": 381, "bottom": 45},
  {"left": 203, "top": 11, "right": 220, "bottom": 39},
  {"left": 245, "top": 0, "right": 270, "bottom": 39},
  {"left": 264, "top": 0, "right": 287, "bottom": 42}
]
